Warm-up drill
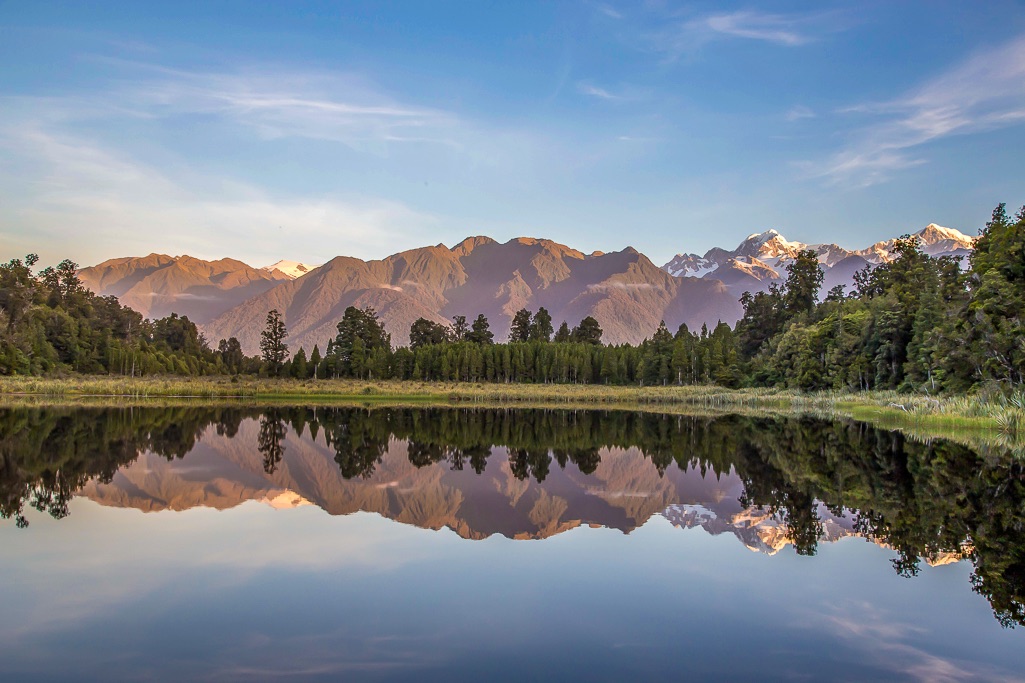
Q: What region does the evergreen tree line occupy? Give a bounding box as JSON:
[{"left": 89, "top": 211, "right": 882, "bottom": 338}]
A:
[
  {"left": 3, "top": 202, "right": 1022, "bottom": 391},
  {"left": 258, "top": 303, "right": 741, "bottom": 385}
]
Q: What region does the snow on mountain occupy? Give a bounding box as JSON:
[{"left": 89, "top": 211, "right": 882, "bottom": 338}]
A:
[
  {"left": 664, "top": 229, "right": 848, "bottom": 280},
  {"left": 661, "top": 223, "right": 978, "bottom": 298},
  {"left": 261, "top": 260, "right": 320, "bottom": 280},
  {"left": 855, "top": 224, "right": 977, "bottom": 263}
]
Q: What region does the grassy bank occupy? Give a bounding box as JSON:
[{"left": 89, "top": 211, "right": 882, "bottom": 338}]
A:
[{"left": 1, "top": 375, "right": 1022, "bottom": 449}]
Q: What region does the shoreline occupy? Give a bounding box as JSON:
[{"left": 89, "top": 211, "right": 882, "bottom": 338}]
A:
[{"left": 1, "top": 376, "right": 1022, "bottom": 452}]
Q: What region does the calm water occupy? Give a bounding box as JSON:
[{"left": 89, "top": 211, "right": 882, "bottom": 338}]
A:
[{"left": 1, "top": 405, "right": 1023, "bottom": 682}]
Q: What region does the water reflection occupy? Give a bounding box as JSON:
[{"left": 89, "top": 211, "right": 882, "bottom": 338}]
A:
[{"left": 1, "top": 404, "right": 1023, "bottom": 627}]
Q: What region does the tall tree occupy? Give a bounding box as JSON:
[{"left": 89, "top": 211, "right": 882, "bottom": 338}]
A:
[
  {"left": 309, "top": 345, "right": 322, "bottom": 379},
  {"left": 509, "top": 308, "right": 532, "bottom": 342},
  {"left": 467, "top": 313, "right": 495, "bottom": 345},
  {"left": 409, "top": 317, "right": 449, "bottom": 349},
  {"left": 571, "top": 316, "right": 603, "bottom": 345},
  {"left": 529, "top": 307, "right": 554, "bottom": 342},
  {"left": 260, "top": 309, "right": 289, "bottom": 376},
  {"left": 332, "top": 306, "right": 391, "bottom": 377},
  {"left": 291, "top": 347, "right": 309, "bottom": 379},
  {"left": 962, "top": 203, "right": 1025, "bottom": 385},
  {"left": 217, "top": 337, "right": 245, "bottom": 374},
  {"left": 451, "top": 315, "right": 469, "bottom": 341},
  {"left": 0, "top": 254, "right": 38, "bottom": 334},
  {"left": 783, "top": 249, "right": 824, "bottom": 316}
]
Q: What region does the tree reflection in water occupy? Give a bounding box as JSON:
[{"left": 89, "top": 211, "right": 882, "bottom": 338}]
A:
[{"left": 0, "top": 404, "right": 1022, "bottom": 627}]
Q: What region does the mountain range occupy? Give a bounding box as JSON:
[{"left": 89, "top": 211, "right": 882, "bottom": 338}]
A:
[
  {"left": 77, "top": 224, "right": 977, "bottom": 355},
  {"left": 662, "top": 224, "right": 976, "bottom": 302},
  {"left": 77, "top": 254, "right": 304, "bottom": 323}
]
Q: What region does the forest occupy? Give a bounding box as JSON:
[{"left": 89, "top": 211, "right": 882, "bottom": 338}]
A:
[{"left": 1, "top": 202, "right": 1022, "bottom": 395}]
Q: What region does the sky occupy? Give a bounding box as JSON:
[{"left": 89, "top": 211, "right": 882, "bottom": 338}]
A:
[{"left": 2, "top": 0, "right": 1025, "bottom": 269}]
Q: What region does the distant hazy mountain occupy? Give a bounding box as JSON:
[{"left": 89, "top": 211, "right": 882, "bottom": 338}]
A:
[
  {"left": 78, "top": 254, "right": 290, "bottom": 323},
  {"left": 662, "top": 224, "right": 977, "bottom": 299},
  {"left": 202, "top": 236, "right": 741, "bottom": 354}
]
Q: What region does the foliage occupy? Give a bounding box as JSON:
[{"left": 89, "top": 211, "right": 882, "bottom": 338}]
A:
[
  {"left": 259, "top": 310, "right": 289, "bottom": 376},
  {"left": 2, "top": 202, "right": 1023, "bottom": 398},
  {"left": 0, "top": 255, "right": 225, "bottom": 377}
]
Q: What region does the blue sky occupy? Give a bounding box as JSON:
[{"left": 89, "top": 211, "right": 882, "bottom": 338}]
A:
[{"left": 2, "top": 1, "right": 1025, "bottom": 268}]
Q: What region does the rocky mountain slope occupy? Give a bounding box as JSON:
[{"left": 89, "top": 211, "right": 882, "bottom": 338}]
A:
[
  {"left": 202, "top": 236, "right": 741, "bottom": 354},
  {"left": 77, "top": 224, "right": 976, "bottom": 354},
  {"left": 78, "top": 254, "right": 290, "bottom": 323}
]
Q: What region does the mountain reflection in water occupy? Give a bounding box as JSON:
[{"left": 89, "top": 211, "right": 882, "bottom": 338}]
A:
[{"left": 1, "top": 404, "right": 1023, "bottom": 628}]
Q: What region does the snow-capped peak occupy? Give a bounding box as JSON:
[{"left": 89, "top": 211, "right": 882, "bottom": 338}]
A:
[
  {"left": 736, "top": 230, "right": 805, "bottom": 262},
  {"left": 917, "top": 224, "right": 976, "bottom": 246},
  {"left": 262, "top": 260, "right": 320, "bottom": 280},
  {"left": 745, "top": 228, "right": 780, "bottom": 242}
]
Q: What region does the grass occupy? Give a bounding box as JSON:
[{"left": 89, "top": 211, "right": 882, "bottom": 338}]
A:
[{"left": 1, "top": 375, "right": 1023, "bottom": 452}]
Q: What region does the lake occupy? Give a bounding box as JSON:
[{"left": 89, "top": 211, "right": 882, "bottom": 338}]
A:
[{"left": 1, "top": 404, "right": 1023, "bottom": 682}]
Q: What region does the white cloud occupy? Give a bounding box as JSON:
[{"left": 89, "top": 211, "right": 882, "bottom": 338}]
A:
[
  {"left": 808, "top": 34, "right": 1025, "bottom": 187},
  {"left": 0, "top": 122, "right": 437, "bottom": 266}
]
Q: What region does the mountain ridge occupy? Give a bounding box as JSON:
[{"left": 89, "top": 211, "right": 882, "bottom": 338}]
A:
[
  {"left": 662, "top": 223, "right": 976, "bottom": 302},
  {"left": 78, "top": 223, "right": 976, "bottom": 355},
  {"left": 201, "top": 236, "right": 740, "bottom": 354}
]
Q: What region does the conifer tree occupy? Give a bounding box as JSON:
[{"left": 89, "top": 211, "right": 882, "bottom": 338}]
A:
[
  {"left": 529, "top": 307, "right": 554, "bottom": 342},
  {"left": 572, "top": 316, "right": 603, "bottom": 345},
  {"left": 260, "top": 309, "right": 289, "bottom": 376},
  {"left": 467, "top": 313, "right": 495, "bottom": 345},
  {"left": 451, "top": 315, "right": 469, "bottom": 341},
  {"left": 509, "top": 308, "right": 532, "bottom": 342}
]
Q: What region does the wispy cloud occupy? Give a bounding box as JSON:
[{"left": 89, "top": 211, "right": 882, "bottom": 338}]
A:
[
  {"left": 0, "top": 60, "right": 568, "bottom": 265},
  {"left": 575, "top": 80, "right": 653, "bottom": 104},
  {"left": 807, "top": 34, "right": 1025, "bottom": 187},
  {"left": 653, "top": 9, "right": 841, "bottom": 58},
  {"left": 593, "top": 2, "right": 622, "bottom": 20},
  {"left": 700, "top": 11, "right": 813, "bottom": 46},
  {"left": 785, "top": 105, "right": 816, "bottom": 122},
  {"left": 103, "top": 61, "right": 462, "bottom": 150},
  {"left": 576, "top": 81, "right": 622, "bottom": 100},
  {"left": 814, "top": 601, "right": 1024, "bottom": 683}
]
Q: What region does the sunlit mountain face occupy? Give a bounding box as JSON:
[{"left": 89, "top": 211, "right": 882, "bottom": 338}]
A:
[
  {"left": 661, "top": 224, "right": 978, "bottom": 302},
  {"left": 2, "top": 404, "right": 1021, "bottom": 628},
  {"left": 77, "top": 225, "right": 975, "bottom": 355}
]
